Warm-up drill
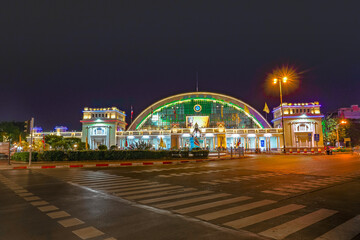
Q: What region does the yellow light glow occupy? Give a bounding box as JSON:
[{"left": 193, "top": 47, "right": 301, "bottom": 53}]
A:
[
  {"left": 283, "top": 77, "right": 287, "bottom": 83},
  {"left": 273, "top": 78, "right": 278, "bottom": 84},
  {"left": 341, "top": 120, "right": 347, "bottom": 124}
]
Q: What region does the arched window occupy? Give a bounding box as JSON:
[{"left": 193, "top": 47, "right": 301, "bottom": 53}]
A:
[
  {"left": 296, "top": 124, "right": 310, "bottom": 132},
  {"left": 93, "top": 127, "right": 106, "bottom": 135}
]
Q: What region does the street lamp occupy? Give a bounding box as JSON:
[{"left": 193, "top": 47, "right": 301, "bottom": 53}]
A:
[
  {"left": 273, "top": 77, "right": 287, "bottom": 153},
  {"left": 336, "top": 120, "right": 347, "bottom": 147}
]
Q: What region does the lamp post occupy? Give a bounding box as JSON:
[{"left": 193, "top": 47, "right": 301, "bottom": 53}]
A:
[
  {"left": 273, "top": 77, "right": 287, "bottom": 153},
  {"left": 336, "top": 120, "right": 347, "bottom": 147}
]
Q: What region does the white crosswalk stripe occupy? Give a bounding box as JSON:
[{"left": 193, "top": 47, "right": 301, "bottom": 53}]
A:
[
  {"left": 315, "top": 215, "right": 360, "bottom": 240},
  {"left": 72, "top": 178, "right": 131, "bottom": 184},
  {"left": 224, "top": 204, "right": 306, "bottom": 229},
  {"left": 133, "top": 166, "right": 197, "bottom": 173},
  {"left": 107, "top": 183, "right": 171, "bottom": 193},
  {"left": 197, "top": 200, "right": 276, "bottom": 221},
  {"left": 84, "top": 180, "right": 144, "bottom": 187},
  {"left": 174, "top": 196, "right": 253, "bottom": 214},
  {"left": 125, "top": 188, "right": 196, "bottom": 200},
  {"left": 261, "top": 190, "right": 289, "bottom": 196},
  {"left": 203, "top": 172, "right": 287, "bottom": 185},
  {"left": 115, "top": 185, "right": 183, "bottom": 196},
  {"left": 153, "top": 193, "right": 231, "bottom": 209},
  {"left": 259, "top": 209, "right": 338, "bottom": 239},
  {"left": 139, "top": 190, "right": 213, "bottom": 204},
  {"left": 95, "top": 182, "right": 155, "bottom": 190}
]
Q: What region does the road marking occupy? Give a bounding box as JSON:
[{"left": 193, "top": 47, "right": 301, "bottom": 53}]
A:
[
  {"left": 72, "top": 226, "right": 104, "bottom": 239},
  {"left": 153, "top": 193, "right": 231, "bottom": 209},
  {"left": 197, "top": 200, "right": 276, "bottom": 221},
  {"left": 58, "top": 218, "right": 84, "bottom": 227},
  {"left": 85, "top": 180, "right": 147, "bottom": 187},
  {"left": 38, "top": 205, "right": 59, "bottom": 212},
  {"left": 74, "top": 178, "right": 135, "bottom": 185},
  {"left": 14, "top": 189, "right": 28, "bottom": 193},
  {"left": 140, "top": 190, "right": 213, "bottom": 204},
  {"left": 31, "top": 200, "right": 49, "bottom": 206},
  {"left": 71, "top": 177, "right": 126, "bottom": 183},
  {"left": 95, "top": 182, "right": 157, "bottom": 190},
  {"left": 24, "top": 196, "right": 41, "bottom": 201},
  {"left": 273, "top": 188, "right": 302, "bottom": 193},
  {"left": 109, "top": 183, "right": 170, "bottom": 193},
  {"left": 115, "top": 186, "right": 183, "bottom": 196},
  {"left": 47, "top": 211, "right": 70, "bottom": 219},
  {"left": 261, "top": 190, "right": 289, "bottom": 196},
  {"left": 125, "top": 188, "right": 196, "bottom": 200},
  {"left": 224, "top": 204, "right": 306, "bottom": 229},
  {"left": 175, "top": 196, "right": 253, "bottom": 214},
  {"left": 315, "top": 215, "right": 360, "bottom": 240},
  {"left": 259, "top": 209, "right": 338, "bottom": 240},
  {"left": 17, "top": 192, "right": 33, "bottom": 197}
]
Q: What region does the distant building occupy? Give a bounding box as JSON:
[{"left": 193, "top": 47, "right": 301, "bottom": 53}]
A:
[
  {"left": 272, "top": 102, "right": 324, "bottom": 149},
  {"left": 81, "top": 107, "right": 127, "bottom": 149},
  {"left": 27, "top": 92, "right": 326, "bottom": 152},
  {"left": 338, "top": 105, "right": 360, "bottom": 122}
]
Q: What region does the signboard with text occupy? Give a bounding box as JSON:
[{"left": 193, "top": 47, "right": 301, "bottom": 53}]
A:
[{"left": 314, "top": 134, "right": 320, "bottom": 142}]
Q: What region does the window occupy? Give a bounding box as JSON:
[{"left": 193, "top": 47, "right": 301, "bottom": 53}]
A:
[
  {"left": 296, "top": 124, "right": 310, "bottom": 132},
  {"left": 93, "top": 127, "right": 106, "bottom": 135},
  {"left": 307, "top": 109, "right": 310, "bottom": 113}
]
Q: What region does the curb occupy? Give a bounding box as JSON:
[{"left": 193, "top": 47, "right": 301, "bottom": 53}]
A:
[{"left": 1, "top": 157, "right": 236, "bottom": 170}]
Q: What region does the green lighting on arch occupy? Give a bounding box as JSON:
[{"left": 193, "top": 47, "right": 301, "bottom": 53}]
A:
[{"left": 135, "top": 97, "right": 264, "bottom": 130}]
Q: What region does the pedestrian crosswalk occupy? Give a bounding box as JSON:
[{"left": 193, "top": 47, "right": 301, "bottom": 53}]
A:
[
  {"left": 38, "top": 170, "right": 360, "bottom": 239},
  {"left": 158, "top": 167, "right": 243, "bottom": 178},
  {"left": 200, "top": 172, "right": 287, "bottom": 185},
  {"left": 261, "top": 175, "right": 360, "bottom": 196},
  {"left": 132, "top": 166, "right": 198, "bottom": 173}
]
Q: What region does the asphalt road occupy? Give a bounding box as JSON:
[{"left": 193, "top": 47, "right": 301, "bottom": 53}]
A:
[{"left": 1, "top": 154, "right": 360, "bottom": 240}]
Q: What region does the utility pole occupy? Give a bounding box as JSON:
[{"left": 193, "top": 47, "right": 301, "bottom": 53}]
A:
[
  {"left": 29, "top": 117, "right": 34, "bottom": 166},
  {"left": 8, "top": 139, "right": 11, "bottom": 165}
]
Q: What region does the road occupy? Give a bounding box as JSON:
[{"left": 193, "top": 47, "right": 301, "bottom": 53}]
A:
[{"left": 1, "top": 154, "right": 360, "bottom": 240}]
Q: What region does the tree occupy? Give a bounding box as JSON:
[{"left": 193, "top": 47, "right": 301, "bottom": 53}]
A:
[
  {"left": 44, "top": 135, "right": 84, "bottom": 150},
  {"left": 0, "top": 122, "right": 26, "bottom": 142},
  {"left": 322, "top": 116, "right": 347, "bottom": 146}
]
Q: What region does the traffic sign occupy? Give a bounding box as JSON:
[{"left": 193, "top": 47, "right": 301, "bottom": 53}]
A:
[
  {"left": 308, "top": 133, "right": 312, "bottom": 141},
  {"left": 260, "top": 140, "right": 265, "bottom": 147},
  {"left": 314, "top": 134, "right": 320, "bottom": 142}
]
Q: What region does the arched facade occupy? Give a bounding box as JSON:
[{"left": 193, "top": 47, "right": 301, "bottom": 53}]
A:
[
  {"left": 129, "top": 92, "right": 272, "bottom": 130},
  {"left": 118, "top": 92, "right": 282, "bottom": 151}
]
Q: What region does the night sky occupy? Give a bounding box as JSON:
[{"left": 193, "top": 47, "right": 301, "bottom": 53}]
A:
[{"left": 1, "top": 1, "right": 359, "bottom": 130}]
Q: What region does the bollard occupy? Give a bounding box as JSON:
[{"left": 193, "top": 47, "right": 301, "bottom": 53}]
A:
[{"left": 304, "top": 149, "right": 307, "bottom": 154}]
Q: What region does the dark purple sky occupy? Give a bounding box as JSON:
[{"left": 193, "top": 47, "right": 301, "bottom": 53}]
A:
[{"left": 1, "top": 1, "right": 359, "bottom": 130}]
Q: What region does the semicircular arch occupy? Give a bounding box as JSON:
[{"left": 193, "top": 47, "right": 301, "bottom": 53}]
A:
[{"left": 128, "top": 92, "right": 272, "bottom": 130}]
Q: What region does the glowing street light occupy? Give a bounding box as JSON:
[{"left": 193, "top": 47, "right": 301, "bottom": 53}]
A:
[
  {"left": 336, "top": 120, "right": 347, "bottom": 147},
  {"left": 273, "top": 76, "right": 288, "bottom": 153}
]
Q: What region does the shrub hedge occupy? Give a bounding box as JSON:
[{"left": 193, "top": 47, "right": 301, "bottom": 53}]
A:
[
  {"left": 12, "top": 149, "right": 209, "bottom": 162},
  {"left": 12, "top": 152, "right": 39, "bottom": 162}
]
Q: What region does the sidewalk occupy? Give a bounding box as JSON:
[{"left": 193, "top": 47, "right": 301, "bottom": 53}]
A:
[{"left": 0, "top": 155, "right": 248, "bottom": 170}]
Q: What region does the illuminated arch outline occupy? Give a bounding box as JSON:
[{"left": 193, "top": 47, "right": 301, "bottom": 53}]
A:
[{"left": 128, "top": 92, "right": 272, "bottom": 130}]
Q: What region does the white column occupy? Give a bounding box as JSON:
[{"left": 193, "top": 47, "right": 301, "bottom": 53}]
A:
[{"left": 312, "top": 122, "right": 315, "bottom": 148}]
